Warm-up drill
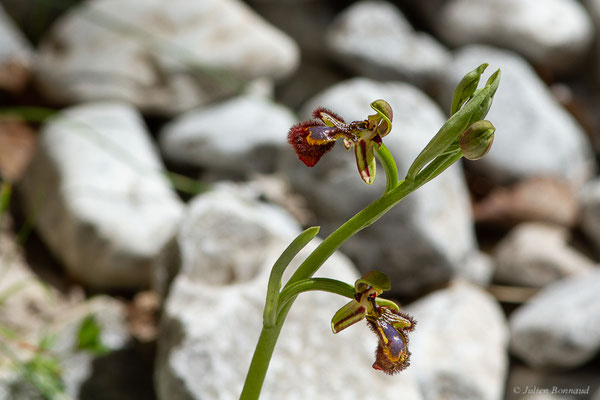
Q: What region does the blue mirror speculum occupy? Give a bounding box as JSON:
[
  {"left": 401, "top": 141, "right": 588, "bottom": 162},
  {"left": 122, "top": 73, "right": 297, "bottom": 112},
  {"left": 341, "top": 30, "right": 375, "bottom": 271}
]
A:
[{"left": 331, "top": 271, "right": 415, "bottom": 374}]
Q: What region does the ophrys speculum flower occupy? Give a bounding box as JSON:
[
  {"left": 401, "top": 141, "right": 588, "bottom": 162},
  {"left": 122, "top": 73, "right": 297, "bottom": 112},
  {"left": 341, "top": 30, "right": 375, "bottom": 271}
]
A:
[
  {"left": 331, "top": 271, "right": 415, "bottom": 374},
  {"left": 288, "top": 99, "right": 393, "bottom": 184}
]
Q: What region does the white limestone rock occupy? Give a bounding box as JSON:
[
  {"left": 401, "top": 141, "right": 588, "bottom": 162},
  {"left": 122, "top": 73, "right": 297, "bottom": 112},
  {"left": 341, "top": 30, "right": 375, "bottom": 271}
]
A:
[
  {"left": 326, "top": 1, "right": 450, "bottom": 88},
  {"left": 408, "top": 281, "right": 509, "bottom": 400},
  {"left": 19, "top": 102, "right": 184, "bottom": 289},
  {"left": 493, "top": 223, "right": 595, "bottom": 287},
  {"left": 435, "top": 0, "right": 593, "bottom": 73},
  {"left": 34, "top": 0, "right": 299, "bottom": 115},
  {"left": 510, "top": 269, "right": 600, "bottom": 368},
  {"left": 159, "top": 95, "right": 296, "bottom": 174}
]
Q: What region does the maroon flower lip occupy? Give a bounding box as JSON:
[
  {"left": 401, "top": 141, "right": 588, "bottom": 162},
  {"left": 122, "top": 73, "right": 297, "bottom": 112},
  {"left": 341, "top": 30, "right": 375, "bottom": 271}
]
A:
[{"left": 288, "top": 120, "right": 337, "bottom": 167}]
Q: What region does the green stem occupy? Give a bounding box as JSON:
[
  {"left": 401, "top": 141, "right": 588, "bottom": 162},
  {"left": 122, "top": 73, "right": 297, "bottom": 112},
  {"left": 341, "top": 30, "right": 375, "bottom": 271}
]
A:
[
  {"left": 375, "top": 144, "right": 399, "bottom": 193},
  {"left": 239, "top": 326, "right": 282, "bottom": 400},
  {"left": 277, "top": 278, "right": 354, "bottom": 315}
]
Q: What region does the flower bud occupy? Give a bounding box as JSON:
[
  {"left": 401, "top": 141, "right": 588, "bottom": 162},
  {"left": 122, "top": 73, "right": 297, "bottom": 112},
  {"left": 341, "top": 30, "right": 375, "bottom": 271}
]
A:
[{"left": 459, "top": 120, "right": 495, "bottom": 160}]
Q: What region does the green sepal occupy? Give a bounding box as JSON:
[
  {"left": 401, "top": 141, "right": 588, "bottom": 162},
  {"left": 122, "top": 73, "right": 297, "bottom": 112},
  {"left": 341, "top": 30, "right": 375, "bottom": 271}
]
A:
[
  {"left": 331, "top": 300, "right": 366, "bottom": 333},
  {"left": 355, "top": 271, "right": 391, "bottom": 294},
  {"left": 451, "top": 63, "right": 488, "bottom": 115},
  {"left": 355, "top": 140, "right": 377, "bottom": 184}
]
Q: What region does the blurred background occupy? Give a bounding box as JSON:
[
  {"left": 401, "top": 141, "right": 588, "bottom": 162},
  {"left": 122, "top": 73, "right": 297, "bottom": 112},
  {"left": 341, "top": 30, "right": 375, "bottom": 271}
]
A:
[{"left": 1, "top": 0, "right": 600, "bottom": 399}]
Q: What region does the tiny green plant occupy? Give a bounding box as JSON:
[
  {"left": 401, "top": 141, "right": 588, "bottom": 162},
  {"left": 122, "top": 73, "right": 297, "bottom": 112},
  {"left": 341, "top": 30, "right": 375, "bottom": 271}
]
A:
[{"left": 240, "top": 63, "right": 500, "bottom": 399}]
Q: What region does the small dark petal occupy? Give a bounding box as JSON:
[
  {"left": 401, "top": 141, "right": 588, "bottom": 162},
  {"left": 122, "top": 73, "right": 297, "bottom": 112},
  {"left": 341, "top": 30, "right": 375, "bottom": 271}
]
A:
[
  {"left": 372, "top": 134, "right": 383, "bottom": 148},
  {"left": 312, "top": 107, "right": 346, "bottom": 126},
  {"left": 288, "top": 120, "right": 335, "bottom": 167}
]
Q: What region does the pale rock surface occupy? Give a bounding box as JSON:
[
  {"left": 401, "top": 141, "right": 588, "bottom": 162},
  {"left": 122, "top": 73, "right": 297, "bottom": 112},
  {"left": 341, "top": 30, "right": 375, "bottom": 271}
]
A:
[
  {"left": 19, "top": 102, "right": 184, "bottom": 289},
  {"left": 159, "top": 95, "right": 296, "bottom": 174},
  {"left": 435, "top": 0, "right": 593, "bottom": 73},
  {"left": 474, "top": 177, "right": 579, "bottom": 228},
  {"left": 493, "top": 223, "right": 595, "bottom": 287},
  {"left": 35, "top": 0, "right": 299, "bottom": 115},
  {"left": 510, "top": 269, "right": 600, "bottom": 368},
  {"left": 153, "top": 183, "right": 300, "bottom": 299},
  {"left": 408, "top": 281, "right": 509, "bottom": 400},
  {"left": 326, "top": 1, "right": 450, "bottom": 88}
]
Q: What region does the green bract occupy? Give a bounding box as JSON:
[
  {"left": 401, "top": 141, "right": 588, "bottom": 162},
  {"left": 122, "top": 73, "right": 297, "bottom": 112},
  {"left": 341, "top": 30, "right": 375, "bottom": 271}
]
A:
[{"left": 405, "top": 66, "right": 501, "bottom": 181}]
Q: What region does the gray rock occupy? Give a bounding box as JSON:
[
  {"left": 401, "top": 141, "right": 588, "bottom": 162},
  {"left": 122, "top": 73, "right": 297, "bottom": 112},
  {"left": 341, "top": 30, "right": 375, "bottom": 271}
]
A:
[
  {"left": 440, "top": 46, "right": 595, "bottom": 186},
  {"left": 326, "top": 1, "right": 450, "bottom": 88},
  {"left": 510, "top": 269, "right": 600, "bottom": 368},
  {"left": 0, "top": 235, "right": 131, "bottom": 400},
  {"left": 493, "top": 223, "right": 595, "bottom": 288},
  {"left": 0, "top": 4, "right": 32, "bottom": 93},
  {"left": 34, "top": 0, "right": 299, "bottom": 115},
  {"left": 434, "top": 0, "right": 593, "bottom": 73},
  {"left": 19, "top": 102, "right": 184, "bottom": 290},
  {"left": 408, "top": 281, "right": 509, "bottom": 400},
  {"left": 159, "top": 95, "right": 296, "bottom": 174},
  {"left": 505, "top": 364, "right": 596, "bottom": 400},
  {"left": 48, "top": 296, "right": 131, "bottom": 400},
  {"left": 578, "top": 178, "right": 600, "bottom": 253},
  {"left": 153, "top": 183, "right": 300, "bottom": 299},
  {"left": 458, "top": 251, "right": 495, "bottom": 286},
  {"left": 155, "top": 186, "right": 423, "bottom": 400},
  {"left": 474, "top": 176, "right": 579, "bottom": 228},
  {"left": 280, "top": 78, "right": 478, "bottom": 296}
]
